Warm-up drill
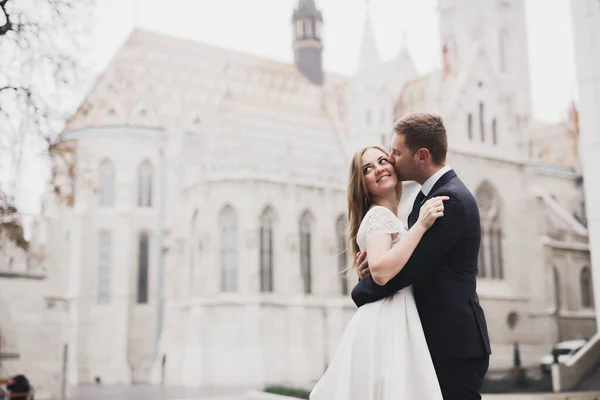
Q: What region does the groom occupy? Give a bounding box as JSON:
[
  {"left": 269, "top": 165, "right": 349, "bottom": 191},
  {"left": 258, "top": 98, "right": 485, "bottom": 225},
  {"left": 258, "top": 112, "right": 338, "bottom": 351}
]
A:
[{"left": 352, "top": 113, "right": 491, "bottom": 400}]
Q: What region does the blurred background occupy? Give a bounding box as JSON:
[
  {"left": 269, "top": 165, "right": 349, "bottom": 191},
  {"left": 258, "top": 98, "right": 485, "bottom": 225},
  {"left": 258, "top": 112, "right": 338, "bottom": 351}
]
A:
[{"left": 0, "top": 0, "right": 599, "bottom": 399}]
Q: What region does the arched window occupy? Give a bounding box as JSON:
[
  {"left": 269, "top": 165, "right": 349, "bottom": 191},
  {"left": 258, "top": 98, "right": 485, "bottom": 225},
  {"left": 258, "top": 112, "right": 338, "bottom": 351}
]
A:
[
  {"left": 137, "top": 232, "right": 150, "bottom": 304},
  {"left": 581, "top": 266, "right": 594, "bottom": 309},
  {"left": 553, "top": 266, "right": 561, "bottom": 310},
  {"left": 479, "top": 102, "right": 485, "bottom": 142},
  {"left": 220, "top": 206, "right": 238, "bottom": 292},
  {"left": 305, "top": 19, "right": 313, "bottom": 37},
  {"left": 98, "top": 231, "right": 111, "bottom": 304},
  {"left": 475, "top": 181, "right": 503, "bottom": 279},
  {"left": 296, "top": 20, "right": 304, "bottom": 38},
  {"left": 299, "top": 211, "right": 313, "bottom": 294},
  {"left": 492, "top": 118, "right": 498, "bottom": 145},
  {"left": 98, "top": 159, "right": 115, "bottom": 207},
  {"left": 259, "top": 207, "right": 275, "bottom": 293},
  {"left": 468, "top": 113, "right": 473, "bottom": 140},
  {"left": 137, "top": 160, "right": 153, "bottom": 207},
  {"left": 336, "top": 215, "right": 349, "bottom": 296}
]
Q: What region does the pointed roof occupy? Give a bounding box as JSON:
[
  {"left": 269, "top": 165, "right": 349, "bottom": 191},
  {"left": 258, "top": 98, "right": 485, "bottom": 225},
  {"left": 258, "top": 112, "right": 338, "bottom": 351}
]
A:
[
  {"left": 65, "top": 29, "right": 347, "bottom": 131},
  {"left": 357, "top": 4, "right": 380, "bottom": 71},
  {"left": 293, "top": 0, "right": 321, "bottom": 19}
]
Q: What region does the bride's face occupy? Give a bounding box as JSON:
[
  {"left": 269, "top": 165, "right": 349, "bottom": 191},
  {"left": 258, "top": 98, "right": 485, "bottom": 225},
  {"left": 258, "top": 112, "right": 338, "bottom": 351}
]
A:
[{"left": 361, "top": 148, "right": 398, "bottom": 199}]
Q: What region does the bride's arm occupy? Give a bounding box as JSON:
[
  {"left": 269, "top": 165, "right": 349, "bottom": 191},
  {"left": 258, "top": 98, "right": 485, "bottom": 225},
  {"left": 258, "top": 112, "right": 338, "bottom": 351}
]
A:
[
  {"left": 366, "top": 224, "right": 427, "bottom": 285},
  {"left": 367, "top": 198, "right": 446, "bottom": 285}
]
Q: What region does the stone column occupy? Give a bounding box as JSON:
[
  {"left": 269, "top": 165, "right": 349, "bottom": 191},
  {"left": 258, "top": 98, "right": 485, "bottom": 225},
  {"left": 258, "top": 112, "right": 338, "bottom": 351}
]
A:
[{"left": 571, "top": 0, "right": 600, "bottom": 326}]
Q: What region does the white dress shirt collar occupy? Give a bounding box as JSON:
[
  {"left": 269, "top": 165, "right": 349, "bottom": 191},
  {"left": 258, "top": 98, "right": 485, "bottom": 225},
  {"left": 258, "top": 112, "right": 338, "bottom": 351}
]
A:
[{"left": 420, "top": 165, "right": 452, "bottom": 196}]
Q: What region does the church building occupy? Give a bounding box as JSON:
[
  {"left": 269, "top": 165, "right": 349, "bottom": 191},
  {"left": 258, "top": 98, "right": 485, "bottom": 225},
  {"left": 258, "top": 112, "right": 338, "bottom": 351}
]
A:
[{"left": 38, "top": 0, "right": 592, "bottom": 389}]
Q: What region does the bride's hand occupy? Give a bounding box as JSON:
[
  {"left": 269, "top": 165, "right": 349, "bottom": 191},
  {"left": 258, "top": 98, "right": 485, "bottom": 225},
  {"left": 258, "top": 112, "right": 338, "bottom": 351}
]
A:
[{"left": 417, "top": 196, "right": 449, "bottom": 230}]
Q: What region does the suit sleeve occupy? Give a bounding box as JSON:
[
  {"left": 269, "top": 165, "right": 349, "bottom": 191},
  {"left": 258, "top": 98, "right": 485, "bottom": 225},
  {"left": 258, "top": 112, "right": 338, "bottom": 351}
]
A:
[{"left": 351, "top": 195, "right": 466, "bottom": 307}]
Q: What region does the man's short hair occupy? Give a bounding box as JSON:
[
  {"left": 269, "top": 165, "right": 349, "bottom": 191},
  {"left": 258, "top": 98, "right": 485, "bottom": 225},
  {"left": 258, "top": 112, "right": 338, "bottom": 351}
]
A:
[{"left": 393, "top": 113, "right": 448, "bottom": 165}]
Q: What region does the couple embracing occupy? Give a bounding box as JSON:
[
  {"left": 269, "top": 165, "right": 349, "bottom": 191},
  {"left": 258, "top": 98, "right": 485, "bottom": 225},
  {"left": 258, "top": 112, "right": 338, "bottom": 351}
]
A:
[{"left": 310, "top": 113, "right": 492, "bottom": 400}]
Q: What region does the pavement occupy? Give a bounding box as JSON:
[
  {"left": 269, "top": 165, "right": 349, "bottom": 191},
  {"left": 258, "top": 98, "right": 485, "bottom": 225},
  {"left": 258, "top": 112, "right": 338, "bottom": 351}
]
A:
[{"left": 69, "top": 385, "right": 251, "bottom": 400}]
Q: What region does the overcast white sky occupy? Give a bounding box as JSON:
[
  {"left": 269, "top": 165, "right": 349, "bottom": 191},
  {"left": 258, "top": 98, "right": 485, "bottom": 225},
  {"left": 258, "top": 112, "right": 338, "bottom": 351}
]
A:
[{"left": 91, "top": 0, "right": 577, "bottom": 123}]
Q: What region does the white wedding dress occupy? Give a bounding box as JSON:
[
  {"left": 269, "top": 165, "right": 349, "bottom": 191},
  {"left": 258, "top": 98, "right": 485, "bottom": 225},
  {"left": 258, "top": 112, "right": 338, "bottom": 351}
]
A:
[{"left": 310, "top": 206, "right": 443, "bottom": 400}]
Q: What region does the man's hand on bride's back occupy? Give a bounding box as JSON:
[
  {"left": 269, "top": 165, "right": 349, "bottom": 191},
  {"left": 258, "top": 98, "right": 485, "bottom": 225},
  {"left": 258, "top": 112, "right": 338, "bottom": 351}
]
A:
[
  {"left": 356, "top": 251, "right": 370, "bottom": 279},
  {"left": 417, "top": 196, "right": 449, "bottom": 230}
]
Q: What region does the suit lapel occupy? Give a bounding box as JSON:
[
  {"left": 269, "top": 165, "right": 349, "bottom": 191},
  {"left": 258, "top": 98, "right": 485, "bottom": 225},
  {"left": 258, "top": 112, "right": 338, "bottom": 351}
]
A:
[
  {"left": 426, "top": 170, "right": 456, "bottom": 199},
  {"left": 408, "top": 170, "right": 457, "bottom": 227}
]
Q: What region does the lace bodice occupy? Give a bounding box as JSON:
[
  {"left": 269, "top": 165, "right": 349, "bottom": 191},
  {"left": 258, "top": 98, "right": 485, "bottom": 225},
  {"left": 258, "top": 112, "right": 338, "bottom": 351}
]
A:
[{"left": 356, "top": 206, "right": 407, "bottom": 252}]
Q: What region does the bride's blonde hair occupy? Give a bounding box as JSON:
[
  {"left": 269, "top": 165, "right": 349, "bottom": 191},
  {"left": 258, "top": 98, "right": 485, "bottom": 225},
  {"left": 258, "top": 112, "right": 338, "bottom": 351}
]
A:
[{"left": 346, "top": 146, "right": 403, "bottom": 273}]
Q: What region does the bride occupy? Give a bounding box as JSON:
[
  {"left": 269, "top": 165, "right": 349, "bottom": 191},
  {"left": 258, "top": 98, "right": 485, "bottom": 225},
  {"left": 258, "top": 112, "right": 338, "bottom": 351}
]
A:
[{"left": 310, "top": 146, "right": 447, "bottom": 400}]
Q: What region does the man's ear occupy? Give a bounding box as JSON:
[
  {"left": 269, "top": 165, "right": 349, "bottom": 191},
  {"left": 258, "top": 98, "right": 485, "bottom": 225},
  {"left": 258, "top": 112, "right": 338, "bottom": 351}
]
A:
[{"left": 415, "top": 148, "right": 430, "bottom": 164}]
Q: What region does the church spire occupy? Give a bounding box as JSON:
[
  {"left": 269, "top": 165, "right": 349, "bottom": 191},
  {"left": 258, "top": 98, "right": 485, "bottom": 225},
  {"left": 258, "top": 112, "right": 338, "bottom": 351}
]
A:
[
  {"left": 357, "top": 0, "right": 380, "bottom": 71},
  {"left": 292, "top": 0, "right": 324, "bottom": 86}
]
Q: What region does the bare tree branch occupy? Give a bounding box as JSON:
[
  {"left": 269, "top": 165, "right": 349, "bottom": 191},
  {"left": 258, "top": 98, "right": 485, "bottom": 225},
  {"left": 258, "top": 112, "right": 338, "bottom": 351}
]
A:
[{"left": 0, "top": 0, "right": 94, "bottom": 248}]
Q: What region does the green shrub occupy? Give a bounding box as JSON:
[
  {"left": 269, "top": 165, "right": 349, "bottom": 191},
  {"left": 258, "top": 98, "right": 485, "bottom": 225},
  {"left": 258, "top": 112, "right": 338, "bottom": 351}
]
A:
[{"left": 264, "top": 385, "right": 311, "bottom": 399}]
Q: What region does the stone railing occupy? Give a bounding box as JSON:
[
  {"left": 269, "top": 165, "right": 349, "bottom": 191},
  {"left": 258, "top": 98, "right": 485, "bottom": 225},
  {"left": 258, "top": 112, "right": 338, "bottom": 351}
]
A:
[{"left": 552, "top": 331, "right": 600, "bottom": 391}]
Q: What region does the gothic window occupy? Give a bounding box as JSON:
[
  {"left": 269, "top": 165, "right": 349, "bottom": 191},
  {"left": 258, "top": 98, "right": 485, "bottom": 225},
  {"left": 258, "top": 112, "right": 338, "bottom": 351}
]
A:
[
  {"left": 479, "top": 102, "right": 485, "bottom": 142},
  {"left": 336, "top": 215, "right": 349, "bottom": 296},
  {"left": 500, "top": 29, "right": 509, "bottom": 73},
  {"left": 581, "top": 266, "right": 594, "bottom": 308},
  {"left": 300, "top": 211, "right": 313, "bottom": 294},
  {"left": 137, "top": 232, "right": 150, "bottom": 304},
  {"left": 478, "top": 235, "right": 486, "bottom": 277},
  {"left": 98, "top": 231, "right": 111, "bottom": 304},
  {"left": 475, "top": 181, "right": 503, "bottom": 279},
  {"left": 492, "top": 118, "right": 498, "bottom": 145},
  {"left": 553, "top": 267, "right": 561, "bottom": 310},
  {"left": 260, "top": 207, "right": 275, "bottom": 293},
  {"left": 220, "top": 206, "right": 238, "bottom": 292},
  {"left": 99, "top": 159, "right": 115, "bottom": 207},
  {"left": 468, "top": 113, "right": 473, "bottom": 140},
  {"left": 305, "top": 19, "right": 313, "bottom": 37},
  {"left": 296, "top": 20, "right": 304, "bottom": 38},
  {"left": 137, "top": 160, "right": 153, "bottom": 207}
]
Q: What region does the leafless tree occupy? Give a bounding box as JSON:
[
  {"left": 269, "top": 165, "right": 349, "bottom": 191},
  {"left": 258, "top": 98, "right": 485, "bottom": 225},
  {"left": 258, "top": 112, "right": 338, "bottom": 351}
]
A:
[{"left": 0, "top": 0, "right": 93, "bottom": 248}]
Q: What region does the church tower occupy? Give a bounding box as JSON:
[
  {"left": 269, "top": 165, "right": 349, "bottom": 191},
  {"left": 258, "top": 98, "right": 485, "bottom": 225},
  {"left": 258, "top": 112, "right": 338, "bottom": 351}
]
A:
[
  {"left": 292, "top": 0, "right": 324, "bottom": 86},
  {"left": 438, "top": 0, "right": 532, "bottom": 150}
]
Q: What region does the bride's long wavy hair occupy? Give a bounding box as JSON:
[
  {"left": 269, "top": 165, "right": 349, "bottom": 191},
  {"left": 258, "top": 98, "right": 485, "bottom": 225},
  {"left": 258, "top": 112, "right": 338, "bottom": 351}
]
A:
[{"left": 346, "top": 146, "right": 403, "bottom": 274}]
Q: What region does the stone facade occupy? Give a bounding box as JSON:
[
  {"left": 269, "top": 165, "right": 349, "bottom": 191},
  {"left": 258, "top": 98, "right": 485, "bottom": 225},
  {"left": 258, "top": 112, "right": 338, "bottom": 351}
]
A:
[
  {"left": 0, "top": 236, "right": 66, "bottom": 400},
  {"left": 37, "top": 0, "right": 593, "bottom": 391},
  {"left": 571, "top": 0, "right": 600, "bottom": 323}
]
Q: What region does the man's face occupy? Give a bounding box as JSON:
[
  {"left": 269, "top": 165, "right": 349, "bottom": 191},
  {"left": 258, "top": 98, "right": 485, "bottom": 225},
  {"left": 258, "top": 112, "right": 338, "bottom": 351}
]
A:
[{"left": 389, "top": 132, "right": 417, "bottom": 182}]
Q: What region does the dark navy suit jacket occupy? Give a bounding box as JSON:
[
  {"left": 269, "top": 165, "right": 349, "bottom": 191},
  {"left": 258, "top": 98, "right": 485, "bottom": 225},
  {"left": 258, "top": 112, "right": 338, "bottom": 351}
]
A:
[{"left": 351, "top": 170, "right": 492, "bottom": 361}]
